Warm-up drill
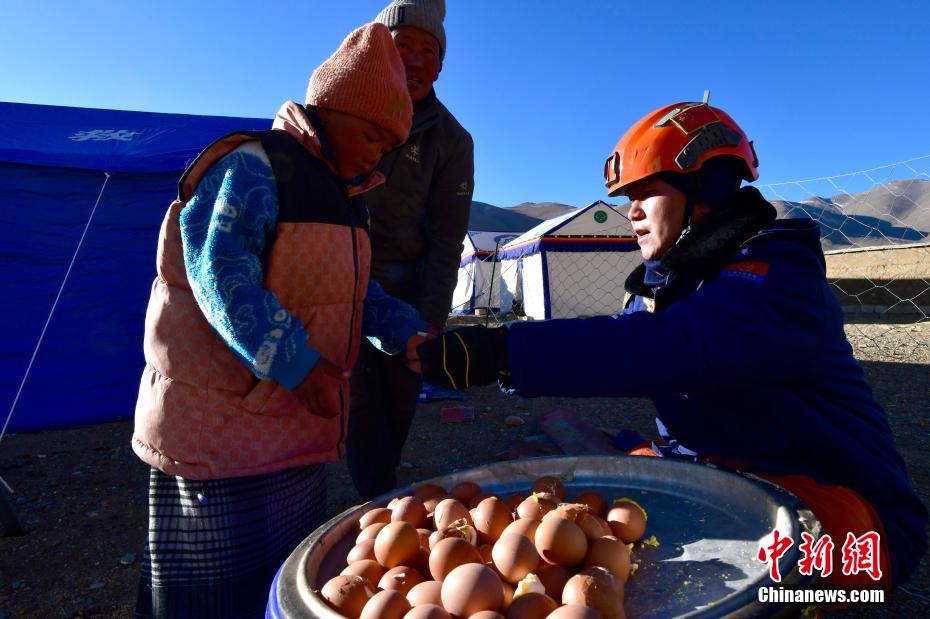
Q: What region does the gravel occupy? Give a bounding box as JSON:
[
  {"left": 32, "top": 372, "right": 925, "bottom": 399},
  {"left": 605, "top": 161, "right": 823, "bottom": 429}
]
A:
[{"left": 0, "top": 321, "right": 926, "bottom": 617}]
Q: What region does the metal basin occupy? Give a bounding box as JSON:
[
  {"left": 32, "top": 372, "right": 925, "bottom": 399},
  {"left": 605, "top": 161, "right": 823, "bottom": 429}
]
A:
[{"left": 268, "top": 455, "right": 819, "bottom": 618}]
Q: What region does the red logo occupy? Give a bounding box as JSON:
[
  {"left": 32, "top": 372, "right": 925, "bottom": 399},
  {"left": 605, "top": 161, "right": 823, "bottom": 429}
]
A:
[
  {"left": 757, "top": 529, "right": 794, "bottom": 582},
  {"left": 721, "top": 260, "right": 769, "bottom": 283},
  {"left": 841, "top": 531, "right": 883, "bottom": 581},
  {"left": 798, "top": 531, "right": 835, "bottom": 577},
  {"left": 757, "top": 530, "right": 883, "bottom": 582}
]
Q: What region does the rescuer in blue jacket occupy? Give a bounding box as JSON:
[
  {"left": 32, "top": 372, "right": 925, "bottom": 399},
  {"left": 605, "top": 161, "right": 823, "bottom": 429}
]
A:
[{"left": 412, "top": 101, "right": 927, "bottom": 594}]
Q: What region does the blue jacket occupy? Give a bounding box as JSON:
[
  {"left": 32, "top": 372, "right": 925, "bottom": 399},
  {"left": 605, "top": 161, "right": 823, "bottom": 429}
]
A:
[{"left": 506, "top": 187, "right": 927, "bottom": 585}]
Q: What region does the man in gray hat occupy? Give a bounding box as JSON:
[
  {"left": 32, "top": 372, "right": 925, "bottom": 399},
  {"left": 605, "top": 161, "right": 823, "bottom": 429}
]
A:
[{"left": 346, "top": 0, "right": 475, "bottom": 499}]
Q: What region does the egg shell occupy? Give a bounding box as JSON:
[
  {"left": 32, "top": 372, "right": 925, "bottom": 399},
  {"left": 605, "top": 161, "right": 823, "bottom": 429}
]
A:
[
  {"left": 478, "top": 544, "right": 495, "bottom": 567},
  {"left": 544, "top": 504, "right": 593, "bottom": 523},
  {"left": 546, "top": 605, "right": 602, "bottom": 619},
  {"left": 360, "top": 507, "right": 394, "bottom": 530},
  {"left": 392, "top": 496, "right": 429, "bottom": 528},
  {"left": 501, "top": 518, "right": 540, "bottom": 541},
  {"left": 429, "top": 536, "right": 483, "bottom": 581},
  {"left": 575, "top": 513, "right": 613, "bottom": 542},
  {"left": 605, "top": 504, "right": 646, "bottom": 542},
  {"left": 583, "top": 536, "right": 631, "bottom": 583},
  {"left": 406, "top": 580, "right": 444, "bottom": 607},
  {"left": 429, "top": 523, "right": 477, "bottom": 550},
  {"left": 470, "top": 612, "right": 507, "bottom": 619},
  {"left": 412, "top": 548, "right": 432, "bottom": 575},
  {"left": 417, "top": 529, "right": 433, "bottom": 552},
  {"left": 468, "top": 492, "right": 496, "bottom": 510},
  {"left": 561, "top": 567, "right": 625, "bottom": 618},
  {"left": 441, "top": 563, "right": 505, "bottom": 617},
  {"left": 516, "top": 495, "right": 558, "bottom": 521},
  {"left": 534, "top": 517, "right": 588, "bottom": 567},
  {"left": 501, "top": 581, "right": 515, "bottom": 610},
  {"left": 434, "top": 498, "right": 473, "bottom": 530},
  {"left": 341, "top": 559, "right": 386, "bottom": 591},
  {"left": 375, "top": 521, "right": 422, "bottom": 569},
  {"left": 347, "top": 539, "right": 378, "bottom": 564},
  {"left": 504, "top": 492, "right": 530, "bottom": 510},
  {"left": 573, "top": 492, "right": 607, "bottom": 519},
  {"left": 530, "top": 477, "right": 566, "bottom": 501},
  {"left": 492, "top": 533, "right": 540, "bottom": 584},
  {"left": 361, "top": 589, "right": 411, "bottom": 619},
  {"left": 358, "top": 522, "right": 389, "bottom": 544},
  {"left": 424, "top": 494, "right": 452, "bottom": 516},
  {"left": 404, "top": 604, "right": 452, "bottom": 619},
  {"left": 379, "top": 566, "right": 425, "bottom": 596},
  {"left": 506, "top": 592, "right": 559, "bottom": 619},
  {"left": 534, "top": 564, "right": 572, "bottom": 600},
  {"left": 414, "top": 484, "right": 448, "bottom": 500},
  {"left": 321, "top": 574, "right": 373, "bottom": 619},
  {"left": 473, "top": 497, "right": 514, "bottom": 543},
  {"left": 451, "top": 481, "right": 483, "bottom": 504}
]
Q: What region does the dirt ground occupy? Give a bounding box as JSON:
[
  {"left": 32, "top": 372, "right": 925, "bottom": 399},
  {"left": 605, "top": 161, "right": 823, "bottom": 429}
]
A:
[{"left": 0, "top": 321, "right": 928, "bottom": 618}]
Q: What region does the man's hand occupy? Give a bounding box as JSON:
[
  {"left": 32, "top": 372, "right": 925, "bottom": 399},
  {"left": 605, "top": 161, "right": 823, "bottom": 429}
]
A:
[
  {"left": 405, "top": 330, "right": 437, "bottom": 374},
  {"left": 413, "top": 326, "right": 509, "bottom": 390},
  {"left": 291, "top": 358, "right": 349, "bottom": 419}
]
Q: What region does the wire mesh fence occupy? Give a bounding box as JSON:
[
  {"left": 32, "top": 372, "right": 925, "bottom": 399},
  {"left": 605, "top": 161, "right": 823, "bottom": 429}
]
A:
[
  {"left": 758, "top": 155, "right": 929, "bottom": 358},
  {"left": 451, "top": 156, "right": 930, "bottom": 358}
]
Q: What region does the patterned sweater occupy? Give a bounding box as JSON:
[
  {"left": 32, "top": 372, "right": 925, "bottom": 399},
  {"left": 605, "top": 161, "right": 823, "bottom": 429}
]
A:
[{"left": 182, "top": 141, "right": 427, "bottom": 389}]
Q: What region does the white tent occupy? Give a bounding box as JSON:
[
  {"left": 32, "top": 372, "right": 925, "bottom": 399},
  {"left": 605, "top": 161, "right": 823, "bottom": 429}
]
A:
[
  {"left": 498, "top": 201, "right": 640, "bottom": 319},
  {"left": 452, "top": 231, "right": 519, "bottom": 314}
]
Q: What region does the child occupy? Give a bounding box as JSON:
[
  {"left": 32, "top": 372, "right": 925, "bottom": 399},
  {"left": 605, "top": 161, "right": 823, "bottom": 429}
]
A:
[
  {"left": 132, "top": 23, "right": 429, "bottom": 618},
  {"left": 414, "top": 101, "right": 927, "bottom": 602}
]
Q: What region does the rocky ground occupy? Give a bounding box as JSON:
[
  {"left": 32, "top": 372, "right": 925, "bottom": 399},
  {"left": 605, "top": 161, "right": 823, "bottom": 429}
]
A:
[{"left": 0, "top": 321, "right": 927, "bottom": 618}]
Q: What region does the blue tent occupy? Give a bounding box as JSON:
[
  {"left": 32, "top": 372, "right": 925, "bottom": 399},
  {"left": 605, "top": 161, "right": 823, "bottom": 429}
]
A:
[{"left": 0, "top": 102, "right": 271, "bottom": 433}]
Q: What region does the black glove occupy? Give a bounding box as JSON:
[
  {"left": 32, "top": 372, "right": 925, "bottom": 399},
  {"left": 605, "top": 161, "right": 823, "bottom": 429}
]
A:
[{"left": 416, "top": 326, "right": 509, "bottom": 390}]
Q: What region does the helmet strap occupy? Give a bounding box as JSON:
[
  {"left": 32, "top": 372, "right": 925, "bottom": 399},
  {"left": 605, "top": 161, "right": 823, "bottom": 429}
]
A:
[{"left": 676, "top": 194, "right": 696, "bottom": 244}]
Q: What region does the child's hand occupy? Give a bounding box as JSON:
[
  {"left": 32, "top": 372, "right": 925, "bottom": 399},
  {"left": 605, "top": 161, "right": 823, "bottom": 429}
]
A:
[
  {"left": 291, "top": 358, "right": 349, "bottom": 419},
  {"left": 405, "top": 330, "right": 436, "bottom": 374}
]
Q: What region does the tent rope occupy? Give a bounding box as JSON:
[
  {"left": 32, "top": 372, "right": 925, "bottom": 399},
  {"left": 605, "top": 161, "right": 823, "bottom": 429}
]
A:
[{"left": 0, "top": 172, "right": 112, "bottom": 450}]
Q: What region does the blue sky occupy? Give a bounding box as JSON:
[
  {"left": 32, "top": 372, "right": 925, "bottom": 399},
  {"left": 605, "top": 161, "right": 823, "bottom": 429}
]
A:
[{"left": 2, "top": 1, "right": 929, "bottom": 207}]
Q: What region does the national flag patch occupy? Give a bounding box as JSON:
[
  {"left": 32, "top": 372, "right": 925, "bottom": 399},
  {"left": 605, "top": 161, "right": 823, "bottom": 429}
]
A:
[
  {"left": 670, "top": 104, "right": 721, "bottom": 135},
  {"left": 721, "top": 260, "right": 769, "bottom": 283}
]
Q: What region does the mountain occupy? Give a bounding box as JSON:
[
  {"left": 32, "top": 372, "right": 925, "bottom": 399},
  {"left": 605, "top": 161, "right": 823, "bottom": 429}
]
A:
[
  {"left": 468, "top": 201, "right": 543, "bottom": 232},
  {"left": 506, "top": 202, "right": 577, "bottom": 221},
  {"left": 769, "top": 179, "right": 930, "bottom": 250}
]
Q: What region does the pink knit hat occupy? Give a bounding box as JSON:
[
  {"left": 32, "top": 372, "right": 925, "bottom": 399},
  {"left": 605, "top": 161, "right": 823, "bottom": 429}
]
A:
[{"left": 306, "top": 23, "right": 413, "bottom": 145}]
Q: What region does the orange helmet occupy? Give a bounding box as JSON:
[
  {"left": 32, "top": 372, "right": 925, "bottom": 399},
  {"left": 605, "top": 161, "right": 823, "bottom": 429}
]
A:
[{"left": 604, "top": 101, "right": 759, "bottom": 198}]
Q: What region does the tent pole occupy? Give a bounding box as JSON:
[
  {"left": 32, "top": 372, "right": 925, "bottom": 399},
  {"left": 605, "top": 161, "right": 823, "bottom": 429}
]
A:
[{"left": 487, "top": 239, "right": 501, "bottom": 326}]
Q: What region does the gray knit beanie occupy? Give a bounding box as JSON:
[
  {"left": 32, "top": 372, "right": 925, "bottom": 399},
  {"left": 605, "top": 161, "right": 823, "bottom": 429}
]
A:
[{"left": 375, "top": 0, "right": 446, "bottom": 60}]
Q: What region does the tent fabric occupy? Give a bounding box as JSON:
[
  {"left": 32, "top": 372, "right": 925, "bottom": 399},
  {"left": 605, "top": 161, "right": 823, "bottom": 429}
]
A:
[
  {"left": 452, "top": 231, "right": 517, "bottom": 314},
  {"left": 1, "top": 103, "right": 271, "bottom": 433},
  {"left": 498, "top": 201, "right": 640, "bottom": 320},
  {"left": 0, "top": 102, "right": 270, "bottom": 173}
]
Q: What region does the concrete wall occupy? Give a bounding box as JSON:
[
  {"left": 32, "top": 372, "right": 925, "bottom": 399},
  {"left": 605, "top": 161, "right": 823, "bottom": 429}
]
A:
[{"left": 824, "top": 244, "right": 930, "bottom": 314}]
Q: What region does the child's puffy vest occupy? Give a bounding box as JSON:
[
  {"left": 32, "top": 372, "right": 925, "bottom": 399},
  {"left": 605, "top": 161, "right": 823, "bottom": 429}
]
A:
[{"left": 133, "top": 130, "right": 371, "bottom": 479}]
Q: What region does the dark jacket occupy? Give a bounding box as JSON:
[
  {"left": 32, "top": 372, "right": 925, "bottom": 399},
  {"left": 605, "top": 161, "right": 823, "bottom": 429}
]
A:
[
  {"left": 505, "top": 187, "right": 927, "bottom": 585},
  {"left": 365, "top": 90, "right": 474, "bottom": 327}
]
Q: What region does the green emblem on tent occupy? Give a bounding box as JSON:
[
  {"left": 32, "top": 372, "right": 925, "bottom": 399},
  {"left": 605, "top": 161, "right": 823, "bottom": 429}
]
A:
[{"left": 593, "top": 210, "right": 608, "bottom": 223}]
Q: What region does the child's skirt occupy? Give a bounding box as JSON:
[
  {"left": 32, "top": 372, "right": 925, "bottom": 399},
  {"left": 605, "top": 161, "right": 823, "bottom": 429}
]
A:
[{"left": 134, "top": 463, "right": 327, "bottom": 619}]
